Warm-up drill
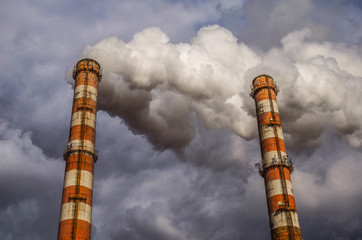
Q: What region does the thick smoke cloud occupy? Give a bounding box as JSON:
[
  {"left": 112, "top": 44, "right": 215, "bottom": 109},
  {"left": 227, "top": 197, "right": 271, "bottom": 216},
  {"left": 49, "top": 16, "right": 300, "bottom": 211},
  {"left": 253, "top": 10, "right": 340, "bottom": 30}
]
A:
[
  {"left": 78, "top": 25, "right": 362, "bottom": 154},
  {"left": 74, "top": 25, "right": 258, "bottom": 150}
]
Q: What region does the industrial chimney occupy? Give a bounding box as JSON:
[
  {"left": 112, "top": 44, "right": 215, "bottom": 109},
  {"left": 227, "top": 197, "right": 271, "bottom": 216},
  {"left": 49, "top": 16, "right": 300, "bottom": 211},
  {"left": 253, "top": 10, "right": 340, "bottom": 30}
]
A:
[
  {"left": 58, "top": 59, "right": 102, "bottom": 240},
  {"left": 250, "top": 75, "right": 302, "bottom": 239}
]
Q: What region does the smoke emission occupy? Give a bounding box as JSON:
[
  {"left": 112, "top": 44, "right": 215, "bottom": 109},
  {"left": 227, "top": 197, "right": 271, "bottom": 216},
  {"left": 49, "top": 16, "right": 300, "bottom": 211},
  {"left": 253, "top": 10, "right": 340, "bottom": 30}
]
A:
[{"left": 74, "top": 25, "right": 362, "bottom": 154}]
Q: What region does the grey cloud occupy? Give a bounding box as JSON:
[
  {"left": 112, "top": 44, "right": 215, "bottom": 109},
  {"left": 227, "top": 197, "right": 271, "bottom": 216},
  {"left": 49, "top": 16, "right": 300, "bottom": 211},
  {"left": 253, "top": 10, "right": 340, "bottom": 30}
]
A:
[
  {"left": 0, "top": 120, "right": 63, "bottom": 239},
  {"left": 293, "top": 139, "right": 362, "bottom": 239},
  {"left": 220, "top": 0, "right": 362, "bottom": 50}
]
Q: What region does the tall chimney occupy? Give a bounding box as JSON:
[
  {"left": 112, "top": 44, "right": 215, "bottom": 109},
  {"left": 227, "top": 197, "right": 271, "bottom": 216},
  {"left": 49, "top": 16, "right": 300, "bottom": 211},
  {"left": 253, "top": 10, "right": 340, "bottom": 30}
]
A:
[
  {"left": 58, "top": 59, "right": 102, "bottom": 240},
  {"left": 250, "top": 75, "right": 302, "bottom": 239}
]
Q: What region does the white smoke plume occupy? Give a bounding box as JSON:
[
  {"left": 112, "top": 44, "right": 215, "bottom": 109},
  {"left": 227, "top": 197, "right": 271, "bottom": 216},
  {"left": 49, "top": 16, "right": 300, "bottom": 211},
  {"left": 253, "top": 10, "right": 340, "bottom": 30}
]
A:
[{"left": 74, "top": 25, "right": 362, "bottom": 153}]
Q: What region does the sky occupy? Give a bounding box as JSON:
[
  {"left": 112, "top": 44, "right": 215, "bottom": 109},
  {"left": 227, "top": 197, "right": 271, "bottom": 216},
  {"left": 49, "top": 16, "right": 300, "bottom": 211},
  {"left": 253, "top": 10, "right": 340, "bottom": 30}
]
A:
[{"left": 1, "top": 0, "right": 362, "bottom": 239}]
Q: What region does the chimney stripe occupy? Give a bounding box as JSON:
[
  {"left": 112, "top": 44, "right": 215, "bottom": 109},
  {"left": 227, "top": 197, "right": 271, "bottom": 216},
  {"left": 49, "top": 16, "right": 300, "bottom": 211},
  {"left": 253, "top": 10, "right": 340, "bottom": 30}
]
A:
[
  {"left": 62, "top": 186, "right": 93, "bottom": 205},
  {"left": 65, "top": 154, "right": 94, "bottom": 172},
  {"left": 271, "top": 227, "right": 301, "bottom": 239},
  {"left": 72, "top": 98, "right": 97, "bottom": 114},
  {"left": 74, "top": 85, "right": 98, "bottom": 101},
  {"left": 60, "top": 202, "right": 92, "bottom": 223},
  {"left": 262, "top": 151, "right": 288, "bottom": 167},
  {"left": 71, "top": 112, "right": 96, "bottom": 128},
  {"left": 267, "top": 194, "right": 297, "bottom": 214},
  {"left": 266, "top": 179, "right": 294, "bottom": 198},
  {"left": 63, "top": 169, "right": 93, "bottom": 189},
  {"left": 264, "top": 166, "right": 292, "bottom": 181},
  {"left": 256, "top": 99, "right": 280, "bottom": 114},
  {"left": 255, "top": 88, "right": 277, "bottom": 101},
  {"left": 269, "top": 211, "right": 300, "bottom": 229},
  {"left": 257, "top": 112, "right": 282, "bottom": 128},
  {"left": 67, "top": 139, "right": 95, "bottom": 152},
  {"left": 69, "top": 125, "right": 95, "bottom": 143},
  {"left": 261, "top": 138, "right": 286, "bottom": 154},
  {"left": 58, "top": 220, "right": 91, "bottom": 239},
  {"left": 74, "top": 74, "right": 99, "bottom": 88},
  {"left": 260, "top": 125, "right": 284, "bottom": 141}
]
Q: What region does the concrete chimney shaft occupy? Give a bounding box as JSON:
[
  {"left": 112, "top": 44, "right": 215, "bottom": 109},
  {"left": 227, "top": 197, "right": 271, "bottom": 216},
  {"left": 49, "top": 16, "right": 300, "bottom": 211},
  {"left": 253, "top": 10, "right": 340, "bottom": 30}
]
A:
[
  {"left": 58, "top": 59, "right": 101, "bottom": 240},
  {"left": 250, "top": 75, "right": 302, "bottom": 240}
]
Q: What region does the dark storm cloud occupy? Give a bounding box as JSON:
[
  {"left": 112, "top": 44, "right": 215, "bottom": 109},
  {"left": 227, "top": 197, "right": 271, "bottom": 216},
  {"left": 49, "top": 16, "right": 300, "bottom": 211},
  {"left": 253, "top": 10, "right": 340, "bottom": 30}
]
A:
[
  {"left": 92, "top": 151, "right": 269, "bottom": 240},
  {"left": 219, "top": 0, "right": 362, "bottom": 50},
  {"left": 0, "top": 120, "right": 63, "bottom": 239},
  {"left": 292, "top": 135, "right": 362, "bottom": 239},
  {"left": 1, "top": 0, "right": 362, "bottom": 240}
]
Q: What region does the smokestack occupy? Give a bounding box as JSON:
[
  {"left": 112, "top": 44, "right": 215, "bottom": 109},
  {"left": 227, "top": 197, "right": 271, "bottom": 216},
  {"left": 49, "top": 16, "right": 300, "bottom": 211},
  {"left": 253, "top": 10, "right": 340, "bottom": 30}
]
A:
[
  {"left": 250, "top": 75, "right": 302, "bottom": 239},
  {"left": 58, "top": 59, "right": 102, "bottom": 239}
]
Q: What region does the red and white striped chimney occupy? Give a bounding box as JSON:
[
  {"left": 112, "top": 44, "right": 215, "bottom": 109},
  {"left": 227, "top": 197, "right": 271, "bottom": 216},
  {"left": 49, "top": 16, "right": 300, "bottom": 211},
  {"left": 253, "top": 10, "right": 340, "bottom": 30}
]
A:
[
  {"left": 250, "top": 75, "right": 302, "bottom": 240},
  {"left": 58, "top": 58, "right": 101, "bottom": 240}
]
